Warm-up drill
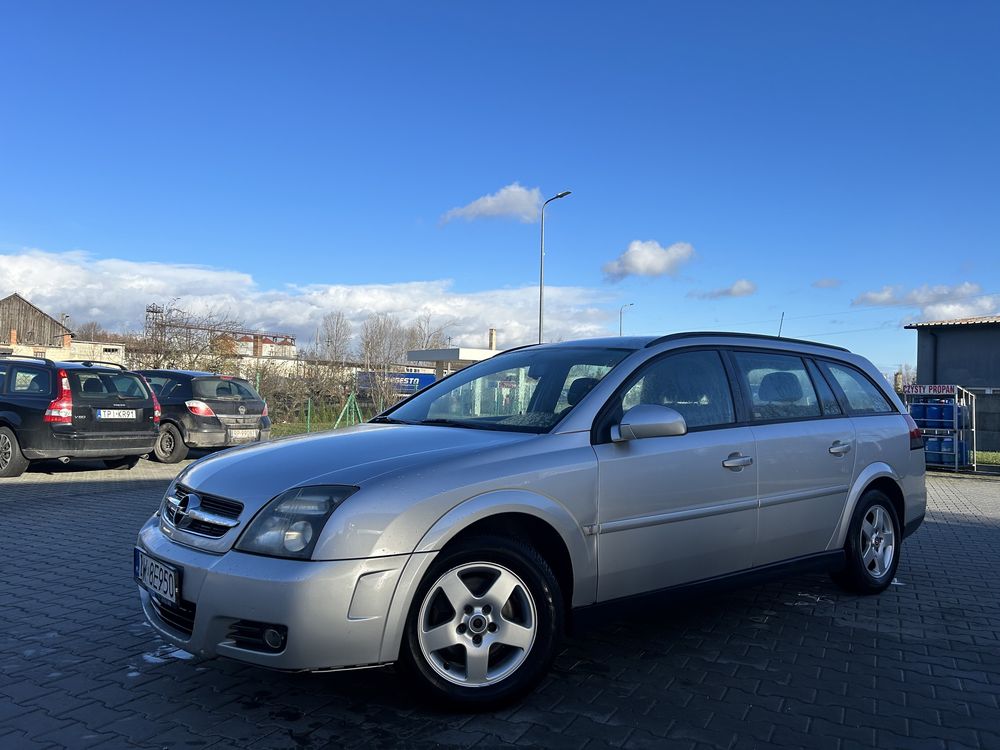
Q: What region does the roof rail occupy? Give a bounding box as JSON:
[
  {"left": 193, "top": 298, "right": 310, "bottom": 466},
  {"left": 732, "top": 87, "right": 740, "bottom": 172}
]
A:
[
  {"left": 0, "top": 352, "right": 56, "bottom": 365},
  {"left": 644, "top": 331, "right": 849, "bottom": 352},
  {"left": 60, "top": 359, "right": 127, "bottom": 370}
]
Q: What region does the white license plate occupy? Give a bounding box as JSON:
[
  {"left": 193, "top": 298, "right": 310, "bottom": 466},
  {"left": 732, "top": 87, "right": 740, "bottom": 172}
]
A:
[
  {"left": 98, "top": 409, "right": 136, "bottom": 420},
  {"left": 134, "top": 548, "right": 179, "bottom": 605},
  {"left": 229, "top": 429, "right": 259, "bottom": 443}
]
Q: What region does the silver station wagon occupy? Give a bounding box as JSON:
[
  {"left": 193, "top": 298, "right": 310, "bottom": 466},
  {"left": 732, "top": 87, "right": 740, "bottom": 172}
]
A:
[{"left": 135, "top": 332, "right": 926, "bottom": 706}]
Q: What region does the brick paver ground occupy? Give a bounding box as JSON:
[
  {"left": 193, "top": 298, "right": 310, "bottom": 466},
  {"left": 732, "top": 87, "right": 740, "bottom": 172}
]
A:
[{"left": 1, "top": 460, "right": 999, "bottom": 749}]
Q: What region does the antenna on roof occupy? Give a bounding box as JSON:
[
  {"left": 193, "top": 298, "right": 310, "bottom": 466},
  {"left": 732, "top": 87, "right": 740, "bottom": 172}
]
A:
[{"left": 777, "top": 312, "right": 785, "bottom": 337}]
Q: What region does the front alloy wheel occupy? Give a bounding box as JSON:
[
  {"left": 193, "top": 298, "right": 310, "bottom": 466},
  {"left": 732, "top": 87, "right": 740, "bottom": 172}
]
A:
[
  {"left": 417, "top": 562, "right": 537, "bottom": 687},
  {"left": 401, "top": 535, "right": 562, "bottom": 707}
]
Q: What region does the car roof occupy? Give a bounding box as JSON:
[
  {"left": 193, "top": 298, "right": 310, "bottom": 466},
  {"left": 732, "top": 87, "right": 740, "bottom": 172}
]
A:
[
  {"left": 138, "top": 369, "right": 224, "bottom": 378},
  {"left": 531, "top": 331, "right": 849, "bottom": 354}
]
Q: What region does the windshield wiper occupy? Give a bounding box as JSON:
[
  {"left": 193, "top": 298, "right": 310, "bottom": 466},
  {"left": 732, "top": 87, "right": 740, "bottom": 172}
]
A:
[
  {"left": 416, "top": 418, "right": 480, "bottom": 429},
  {"left": 369, "top": 416, "right": 411, "bottom": 424}
]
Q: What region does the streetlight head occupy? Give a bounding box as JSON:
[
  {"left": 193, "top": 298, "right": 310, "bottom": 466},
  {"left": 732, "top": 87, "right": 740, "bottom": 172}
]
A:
[{"left": 554, "top": 191, "right": 571, "bottom": 200}]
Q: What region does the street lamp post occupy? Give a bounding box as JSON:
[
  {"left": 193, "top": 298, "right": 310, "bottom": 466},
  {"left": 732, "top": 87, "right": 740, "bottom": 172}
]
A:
[
  {"left": 538, "top": 190, "right": 571, "bottom": 344},
  {"left": 619, "top": 302, "right": 634, "bottom": 336}
]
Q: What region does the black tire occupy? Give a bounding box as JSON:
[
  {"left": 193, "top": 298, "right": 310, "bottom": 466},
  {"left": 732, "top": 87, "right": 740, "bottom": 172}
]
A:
[
  {"left": 153, "top": 423, "right": 189, "bottom": 463},
  {"left": 0, "top": 426, "right": 30, "bottom": 478},
  {"left": 399, "top": 534, "right": 563, "bottom": 708},
  {"left": 831, "top": 489, "right": 901, "bottom": 595},
  {"left": 104, "top": 456, "right": 141, "bottom": 471}
]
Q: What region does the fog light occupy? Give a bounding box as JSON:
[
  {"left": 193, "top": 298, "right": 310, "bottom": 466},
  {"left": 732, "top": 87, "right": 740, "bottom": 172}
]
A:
[{"left": 263, "top": 628, "right": 285, "bottom": 650}]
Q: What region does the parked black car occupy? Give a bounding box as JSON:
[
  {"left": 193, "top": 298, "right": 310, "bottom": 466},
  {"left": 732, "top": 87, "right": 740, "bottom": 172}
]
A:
[
  {"left": 0, "top": 355, "right": 160, "bottom": 477},
  {"left": 137, "top": 370, "right": 271, "bottom": 463}
]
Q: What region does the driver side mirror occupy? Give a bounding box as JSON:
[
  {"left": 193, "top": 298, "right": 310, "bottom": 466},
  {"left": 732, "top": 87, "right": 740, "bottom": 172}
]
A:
[{"left": 611, "top": 404, "right": 688, "bottom": 442}]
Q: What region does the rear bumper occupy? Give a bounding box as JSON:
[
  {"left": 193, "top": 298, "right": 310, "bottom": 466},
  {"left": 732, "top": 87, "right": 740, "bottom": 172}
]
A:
[
  {"left": 184, "top": 428, "right": 272, "bottom": 448},
  {"left": 23, "top": 431, "right": 157, "bottom": 460}
]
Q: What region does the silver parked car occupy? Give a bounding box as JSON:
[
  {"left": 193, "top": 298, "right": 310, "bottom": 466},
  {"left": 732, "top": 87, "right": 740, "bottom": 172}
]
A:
[{"left": 135, "top": 332, "right": 926, "bottom": 706}]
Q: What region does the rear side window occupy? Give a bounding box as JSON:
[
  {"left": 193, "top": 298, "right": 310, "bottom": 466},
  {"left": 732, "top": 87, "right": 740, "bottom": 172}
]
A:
[
  {"left": 806, "top": 359, "right": 842, "bottom": 416},
  {"left": 821, "top": 362, "right": 894, "bottom": 414},
  {"left": 10, "top": 366, "right": 51, "bottom": 395},
  {"left": 732, "top": 351, "right": 820, "bottom": 421},
  {"left": 618, "top": 349, "right": 735, "bottom": 429},
  {"left": 193, "top": 378, "right": 261, "bottom": 400},
  {"left": 71, "top": 371, "right": 150, "bottom": 400}
]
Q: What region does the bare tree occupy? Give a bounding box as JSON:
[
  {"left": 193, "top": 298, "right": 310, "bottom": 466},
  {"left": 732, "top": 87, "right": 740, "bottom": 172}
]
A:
[
  {"left": 73, "top": 320, "right": 114, "bottom": 342},
  {"left": 124, "top": 300, "right": 245, "bottom": 371},
  {"left": 317, "top": 310, "right": 353, "bottom": 367},
  {"left": 359, "top": 312, "right": 409, "bottom": 411},
  {"left": 405, "top": 312, "right": 449, "bottom": 352}
]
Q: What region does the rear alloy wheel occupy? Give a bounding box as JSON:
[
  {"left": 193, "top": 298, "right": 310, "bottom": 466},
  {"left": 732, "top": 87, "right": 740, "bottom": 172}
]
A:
[
  {"left": 832, "top": 489, "right": 901, "bottom": 595},
  {"left": 0, "top": 427, "right": 30, "bottom": 478},
  {"left": 400, "top": 535, "right": 562, "bottom": 707},
  {"left": 153, "top": 423, "right": 188, "bottom": 463},
  {"left": 104, "top": 456, "right": 141, "bottom": 471}
]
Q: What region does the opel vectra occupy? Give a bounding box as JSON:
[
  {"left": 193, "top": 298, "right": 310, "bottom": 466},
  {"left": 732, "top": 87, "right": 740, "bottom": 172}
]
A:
[{"left": 135, "top": 332, "right": 926, "bottom": 706}]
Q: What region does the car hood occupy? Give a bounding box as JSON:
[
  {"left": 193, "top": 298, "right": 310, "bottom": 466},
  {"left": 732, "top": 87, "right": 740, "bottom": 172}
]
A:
[{"left": 177, "top": 423, "right": 534, "bottom": 510}]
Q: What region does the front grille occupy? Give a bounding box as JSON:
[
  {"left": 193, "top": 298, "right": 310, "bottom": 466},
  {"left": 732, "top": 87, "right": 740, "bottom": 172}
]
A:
[
  {"left": 149, "top": 596, "right": 197, "bottom": 637},
  {"left": 163, "top": 486, "right": 243, "bottom": 538},
  {"left": 227, "top": 620, "right": 287, "bottom": 653}
]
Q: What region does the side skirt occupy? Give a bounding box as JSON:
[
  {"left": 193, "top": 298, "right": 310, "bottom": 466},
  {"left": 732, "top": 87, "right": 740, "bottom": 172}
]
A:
[{"left": 570, "top": 550, "right": 846, "bottom": 632}]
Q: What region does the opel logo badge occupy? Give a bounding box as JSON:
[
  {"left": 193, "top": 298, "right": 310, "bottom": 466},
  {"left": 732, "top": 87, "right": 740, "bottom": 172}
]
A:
[{"left": 238, "top": 405, "right": 246, "bottom": 415}]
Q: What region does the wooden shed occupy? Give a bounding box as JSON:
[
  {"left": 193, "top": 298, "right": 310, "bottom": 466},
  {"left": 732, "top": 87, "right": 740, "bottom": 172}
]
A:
[{"left": 0, "top": 293, "right": 73, "bottom": 348}]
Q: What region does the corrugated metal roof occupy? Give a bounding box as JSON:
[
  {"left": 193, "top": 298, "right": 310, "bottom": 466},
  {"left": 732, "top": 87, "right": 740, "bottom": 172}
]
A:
[{"left": 904, "top": 315, "right": 1000, "bottom": 329}]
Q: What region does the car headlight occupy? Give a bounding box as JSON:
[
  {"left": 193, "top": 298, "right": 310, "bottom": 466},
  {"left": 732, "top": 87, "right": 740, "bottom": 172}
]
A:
[{"left": 235, "top": 485, "right": 358, "bottom": 559}]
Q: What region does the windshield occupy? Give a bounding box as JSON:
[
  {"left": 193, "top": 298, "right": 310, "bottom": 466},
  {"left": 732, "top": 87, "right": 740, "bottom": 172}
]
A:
[{"left": 385, "top": 346, "right": 632, "bottom": 433}]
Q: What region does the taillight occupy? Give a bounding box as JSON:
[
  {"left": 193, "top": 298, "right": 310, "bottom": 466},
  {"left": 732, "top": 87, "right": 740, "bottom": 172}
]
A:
[
  {"left": 904, "top": 413, "right": 924, "bottom": 451},
  {"left": 44, "top": 369, "right": 73, "bottom": 424},
  {"left": 262, "top": 403, "right": 268, "bottom": 417},
  {"left": 185, "top": 400, "right": 216, "bottom": 417},
  {"left": 151, "top": 393, "right": 161, "bottom": 425}
]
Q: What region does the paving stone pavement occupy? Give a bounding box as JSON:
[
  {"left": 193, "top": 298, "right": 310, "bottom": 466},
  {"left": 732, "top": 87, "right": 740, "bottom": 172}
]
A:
[{"left": 1, "top": 460, "right": 999, "bottom": 749}]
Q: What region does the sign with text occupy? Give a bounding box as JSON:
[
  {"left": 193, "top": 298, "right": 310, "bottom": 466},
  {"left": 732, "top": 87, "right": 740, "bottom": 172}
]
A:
[
  {"left": 357, "top": 372, "right": 436, "bottom": 394},
  {"left": 902, "top": 384, "right": 957, "bottom": 396}
]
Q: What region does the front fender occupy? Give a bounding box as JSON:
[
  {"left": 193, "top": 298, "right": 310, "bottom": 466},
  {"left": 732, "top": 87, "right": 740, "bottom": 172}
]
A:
[
  {"left": 827, "top": 461, "right": 899, "bottom": 549},
  {"left": 378, "top": 490, "right": 596, "bottom": 664}
]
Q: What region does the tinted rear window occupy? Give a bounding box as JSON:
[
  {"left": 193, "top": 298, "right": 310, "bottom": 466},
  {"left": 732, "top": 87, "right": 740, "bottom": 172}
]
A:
[
  {"left": 71, "top": 371, "right": 150, "bottom": 400},
  {"left": 193, "top": 378, "right": 261, "bottom": 400},
  {"left": 10, "top": 366, "right": 51, "bottom": 395}
]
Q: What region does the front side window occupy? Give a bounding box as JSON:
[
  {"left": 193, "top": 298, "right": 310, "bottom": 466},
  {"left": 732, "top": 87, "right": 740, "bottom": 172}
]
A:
[
  {"left": 613, "top": 350, "right": 736, "bottom": 431},
  {"left": 388, "top": 347, "right": 632, "bottom": 433},
  {"left": 822, "top": 362, "right": 894, "bottom": 414},
  {"left": 732, "top": 351, "right": 820, "bottom": 421}
]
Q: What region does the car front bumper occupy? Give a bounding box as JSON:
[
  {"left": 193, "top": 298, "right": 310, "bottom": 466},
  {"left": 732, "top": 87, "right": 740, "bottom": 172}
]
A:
[{"left": 135, "top": 516, "right": 419, "bottom": 671}]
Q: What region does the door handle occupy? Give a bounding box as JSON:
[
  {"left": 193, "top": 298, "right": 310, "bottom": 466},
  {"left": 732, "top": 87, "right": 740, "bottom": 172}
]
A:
[
  {"left": 829, "top": 441, "right": 852, "bottom": 456},
  {"left": 722, "top": 452, "right": 753, "bottom": 471}
]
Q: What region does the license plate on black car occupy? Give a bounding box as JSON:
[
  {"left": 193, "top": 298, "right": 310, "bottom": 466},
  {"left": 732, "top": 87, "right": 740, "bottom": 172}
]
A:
[
  {"left": 98, "top": 409, "right": 136, "bottom": 420},
  {"left": 229, "top": 428, "right": 259, "bottom": 443}
]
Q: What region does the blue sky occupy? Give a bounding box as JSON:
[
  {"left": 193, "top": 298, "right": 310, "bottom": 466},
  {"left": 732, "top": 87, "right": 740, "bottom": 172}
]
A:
[{"left": 2, "top": 2, "right": 998, "bottom": 370}]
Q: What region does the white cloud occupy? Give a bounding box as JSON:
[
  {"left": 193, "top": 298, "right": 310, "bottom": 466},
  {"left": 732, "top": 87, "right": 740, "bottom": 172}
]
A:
[
  {"left": 602, "top": 240, "right": 694, "bottom": 282},
  {"left": 0, "top": 248, "right": 614, "bottom": 348},
  {"left": 852, "top": 281, "right": 999, "bottom": 322},
  {"left": 689, "top": 278, "right": 757, "bottom": 300},
  {"left": 441, "top": 182, "right": 543, "bottom": 224},
  {"left": 812, "top": 278, "right": 842, "bottom": 289}
]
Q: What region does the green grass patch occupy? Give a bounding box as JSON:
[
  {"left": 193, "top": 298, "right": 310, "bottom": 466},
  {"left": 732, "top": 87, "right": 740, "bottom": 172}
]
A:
[
  {"left": 270, "top": 421, "right": 340, "bottom": 437},
  {"left": 976, "top": 451, "right": 1000, "bottom": 465}
]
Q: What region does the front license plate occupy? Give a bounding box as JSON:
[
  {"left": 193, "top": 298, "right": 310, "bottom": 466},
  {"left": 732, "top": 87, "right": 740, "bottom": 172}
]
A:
[
  {"left": 228, "top": 428, "right": 259, "bottom": 443},
  {"left": 98, "top": 409, "right": 137, "bottom": 420},
  {"left": 134, "top": 548, "right": 179, "bottom": 605}
]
